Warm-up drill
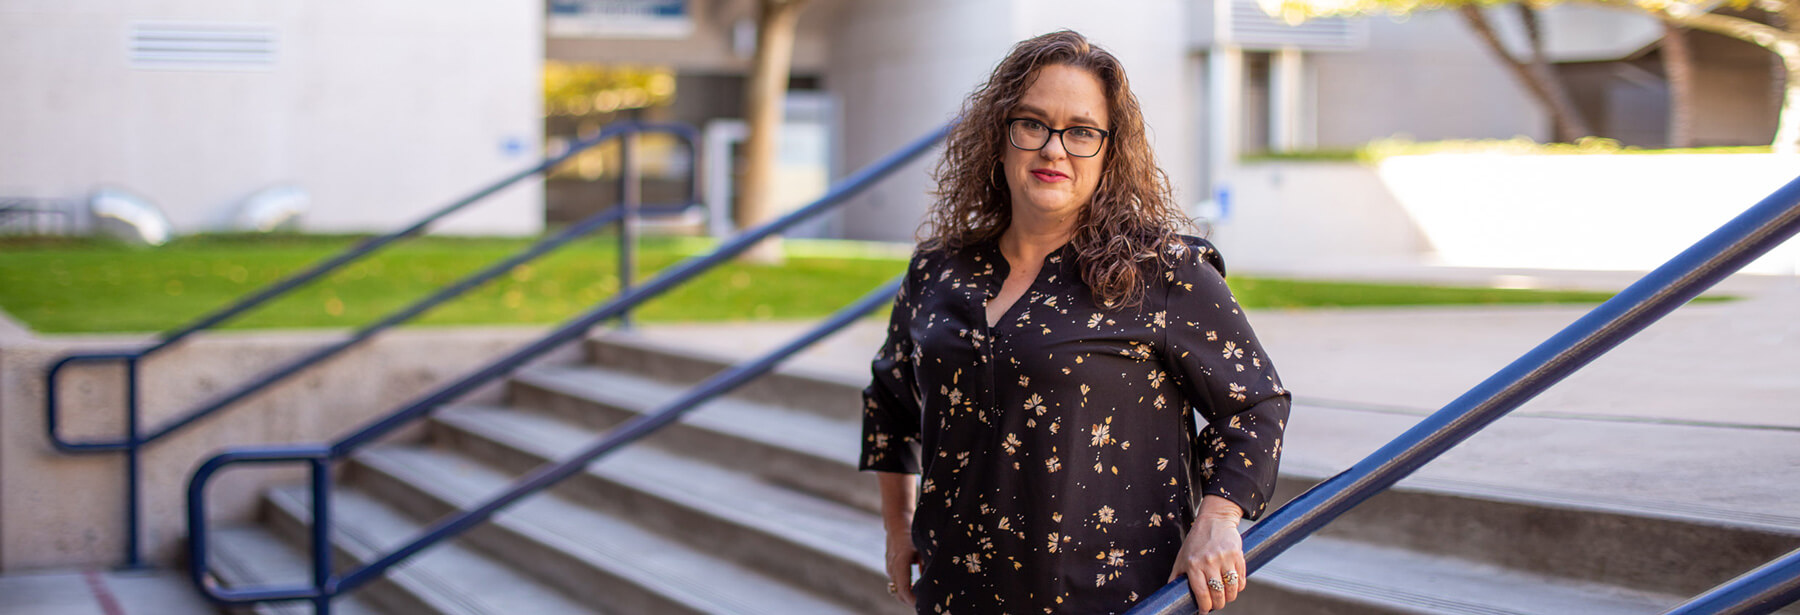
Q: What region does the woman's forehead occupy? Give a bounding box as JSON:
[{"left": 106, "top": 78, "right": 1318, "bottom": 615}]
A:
[{"left": 1014, "top": 65, "right": 1108, "bottom": 126}]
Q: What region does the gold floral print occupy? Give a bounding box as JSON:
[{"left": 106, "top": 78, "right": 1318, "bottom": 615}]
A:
[{"left": 1025, "top": 393, "right": 1046, "bottom": 414}]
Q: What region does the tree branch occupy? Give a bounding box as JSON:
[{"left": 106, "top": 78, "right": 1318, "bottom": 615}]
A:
[{"left": 1586, "top": 0, "right": 1799, "bottom": 53}]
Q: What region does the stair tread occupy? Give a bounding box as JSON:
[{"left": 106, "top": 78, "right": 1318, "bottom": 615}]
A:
[
  {"left": 434, "top": 403, "right": 886, "bottom": 571},
  {"left": 408, "top": 401, "right": 1710, "bottom": 615},
  {"left": 353, "top": 442, "right": 863, "bottom": 615},
  {"left": 1280, "top": 402, "right": 1800, "bottom": 534},
  {"left": 590, "top": 334, "right": 1800, "bottom": 534},
  {"left": 265, "top": 485, "right": 602, "bottom": 615},
  {"left": 209, "top": 525, "right": 389, "bottom": 615},
  {"left": 1262, "top": 534, "right": 1686, "bottom": 615},
  {"left": 513, "top": 363, "right": 862, "bottom": 464}
]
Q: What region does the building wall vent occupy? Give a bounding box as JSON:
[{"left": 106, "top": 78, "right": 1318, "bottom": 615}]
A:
[
  {"left": 129, "top": 22, "right": 277, "bottom": 70},
  {"left": 1230, "top": 0, "right": 1367, "bottom": 51}
]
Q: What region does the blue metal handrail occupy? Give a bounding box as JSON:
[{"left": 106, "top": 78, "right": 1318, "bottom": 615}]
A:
[
  {"left": 185, "top": 123, "right": 952, "bottom": 613},
  {"left": 45, "top": 120, "right": 699, "bottom": 567},
  {"left": 1667, "top": 546, "right": 1800, "bottom": 615},
  {"left": 1126, "top": 173, "right": 1800, "bottom": 615}
]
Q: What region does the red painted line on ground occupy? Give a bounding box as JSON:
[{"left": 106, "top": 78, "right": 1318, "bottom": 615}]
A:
[{"left": 81, "top": 569, "right": 128, "bottom": 615}]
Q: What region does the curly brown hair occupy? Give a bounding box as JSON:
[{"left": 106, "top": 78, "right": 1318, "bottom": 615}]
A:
[{"left": 921, "top": 30, "right": 1192, "bottom": 308}]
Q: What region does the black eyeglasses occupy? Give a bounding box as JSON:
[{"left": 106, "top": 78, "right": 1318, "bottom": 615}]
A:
[{"left": 1007, "top": 118, "right": 1109, "bottom": 158}]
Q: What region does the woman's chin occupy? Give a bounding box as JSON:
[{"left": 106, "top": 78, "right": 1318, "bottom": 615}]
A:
[{"left": 1015, "top": 193, "right": 1087, "bottom": 220}]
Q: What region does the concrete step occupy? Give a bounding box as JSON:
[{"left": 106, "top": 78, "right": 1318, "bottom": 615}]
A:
[
  {"left": 344, "top": 442, "right": 868, "bottom": 615},
  {"left": 423, "top": 404, "right": 905, "bottom": 615},
  {"left": 1238, "top": 534, "right": 1687, "bottom": 615},
  {"left": 260, "top": 485, "right": 601, "bottom": 615},
  {"left": 572, "top": 336, "right": 1800, "bottom": 611},
  {"left": 584, "top": 333, "right": 864, "bottom": 421},
  {"left": 208, "top": 525, "right": 388, "bottom": 615},
  {"left": 1271, "top": 468, "right": 1800, "bottom": 605},
  {"left": 508, "top": 363, "right": 878, "bottom": 513},
  {"left": 1277, "top": 402, "right": 1800, "bottom": 599}
]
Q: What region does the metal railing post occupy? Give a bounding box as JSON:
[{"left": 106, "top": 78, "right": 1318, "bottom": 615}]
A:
[
  {"left": 123, "top": 356, "right": 143, "bottom": 569},
  {"left": 618, "top": 131, "right": 640, "bottom": 329},
  {"left": 310, "top": 458, "right": 334, "bottom": 615}
]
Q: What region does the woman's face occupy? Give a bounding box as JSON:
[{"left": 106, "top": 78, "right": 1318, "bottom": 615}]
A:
[{"left": 1002, "top": 63, "right": 1110, "bottom": 226}]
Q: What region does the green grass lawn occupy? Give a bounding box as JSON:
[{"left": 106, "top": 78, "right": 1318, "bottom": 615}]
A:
[{"left": 0, "top": 234, "right": 1636, "bottom": 335}]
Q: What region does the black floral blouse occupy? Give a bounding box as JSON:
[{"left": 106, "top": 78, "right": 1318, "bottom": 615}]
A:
[{"left": 860, "top": 236, "right": 1290, "bottom": 614}]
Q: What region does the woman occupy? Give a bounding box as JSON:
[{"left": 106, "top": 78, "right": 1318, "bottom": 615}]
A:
[{"left": 859, "top": 30, "right": 1290, "bottom": 614}]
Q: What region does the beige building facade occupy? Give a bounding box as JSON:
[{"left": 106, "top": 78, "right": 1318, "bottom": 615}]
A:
[{"left": 0, "top": 0, "right": 545, "bottom": 236}]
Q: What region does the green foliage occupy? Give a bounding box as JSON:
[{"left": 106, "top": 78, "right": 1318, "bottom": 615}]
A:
[
  {"left": 1239, "top": 148, "right": 1364, "bottom": 163},
  {"left": 0, "top": 234, "right": 1689, "bottom": 334},
  {"left": 0, "top": 235, "right": 908, "bottom": 334},
  {"left": 1244, "top": 137, "right": 1774, "bottom": 164},
  {"left": 1231, "top": 277, "right": 1622, "bottom": 308},
  {"left": 1257, "top": 0, "right": 1754, "bottom": 23},
  {"left": 543, "top": 62, "right": 676, "bottom": 117}
]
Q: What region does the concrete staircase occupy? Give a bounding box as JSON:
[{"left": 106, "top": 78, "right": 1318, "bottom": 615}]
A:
[{"left": 207, "top": 333, "right": 1800, "bottom": 614}]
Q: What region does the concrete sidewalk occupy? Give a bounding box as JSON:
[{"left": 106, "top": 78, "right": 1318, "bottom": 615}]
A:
[
  {"left": 0, "top": 568, "right": 216, "bottom": 615},
  {"left": 625, "top": 268, "right": 1800, "bottom": 533},
  {"left": 636, "top": 269, "right": 1800, "bottom": 430}
]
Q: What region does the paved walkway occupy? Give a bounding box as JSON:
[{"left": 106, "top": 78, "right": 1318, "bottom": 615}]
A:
[
  {"left": 636, "top": 269, "right": 1800, "bottom": 430},
  {"left": 626, "top": 267, "right": 1800, "bottom": 532},
  {"left": 0, "top": 569, "right": 215, "bottom": 615}
]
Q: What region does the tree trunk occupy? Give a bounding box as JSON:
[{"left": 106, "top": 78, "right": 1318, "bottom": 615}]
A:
[
  {"left": 1588, "top": 0, "right": 1799, "bottom": 151},
  {"left": 1776, "top": 0, "right": 1799, "bottom": 152},
  {"left": 1777, "top": 55, "right": 1800, "bottom": 153},
  {"left": 1661, "top": 20, "right": 1697, "bottom": 148},
  {"left": 1515, "top": 5, "right": 1595, "bottom": 140},
  {"left": 736, "top": 0, "right": 809, "bottom": 264},
  {"left": 1458, "top": 5, "right": 1593, "bottom": 141}
]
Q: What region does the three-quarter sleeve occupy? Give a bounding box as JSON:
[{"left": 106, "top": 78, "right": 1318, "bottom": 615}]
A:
[
  {"left": 859, "top": 254, "right": 926, "bottom": 474},
  {"left": 1160, "top": 239, "right": 1290, "bottom": 520}
]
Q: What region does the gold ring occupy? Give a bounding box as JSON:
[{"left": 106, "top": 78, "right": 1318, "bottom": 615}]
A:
[
  {"left": 888, "top": 582, "right": 898, "bottom": 594},
  {"left": 1225, "top": 570, "right": 1241, "bottom": 584},
  {"left": 1207, "top": 578, "right": 1225, "bottom": 592}
]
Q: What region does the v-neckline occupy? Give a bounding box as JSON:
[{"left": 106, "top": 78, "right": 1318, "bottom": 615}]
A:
[{"left": 984, "top": 240, "right": 1068, "bottom": 329}]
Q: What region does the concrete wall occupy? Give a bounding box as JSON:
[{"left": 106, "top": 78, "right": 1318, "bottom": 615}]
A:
[
  {"left": 546, "top": 0, "right": 834, "bottom": 74},
  {"left": 1311, "top": 10, "right": 1548, "bottom": 147},
  {"left": 0, "top": 1, "right": 544, "bottom": 236},
  {"left": 1211, "top": 154, "right": 1800, "bottom": 274},
  {"left": 825, "top": 0, "right": 1199, "bottom": 242},
  {"left": 1210, "top": 161, "right": 1431, "bottom": 270},
  {"left": 0, "top": 325, "right": 562, "bottom": 571},
  {"left": 1377, "top": 153, "right": 1800, "bottom": 273},
  {"left": 1688, "top": 31, "right": 1783, "bottom": 147}
]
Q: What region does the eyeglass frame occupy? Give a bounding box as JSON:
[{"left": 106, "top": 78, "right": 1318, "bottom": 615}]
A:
[{"left": 1005, "top": 117, "right": 1111, "bottom": 158}]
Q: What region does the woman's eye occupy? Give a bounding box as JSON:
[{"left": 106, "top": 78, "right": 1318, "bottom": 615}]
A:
[
  {"left": 1068, "top": 127, "right": 1101, "bottom": 140},
  {"left": 1021, "top": 120, "right": 1048, "bottom": 132}
]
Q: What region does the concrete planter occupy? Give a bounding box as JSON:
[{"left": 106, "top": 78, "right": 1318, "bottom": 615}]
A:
[
  {"left": 1215, "top": 154, "right": 1800, "bottom": 274},
  {"left": 0, "top": 322, "right": 554, "bottom": 570}
]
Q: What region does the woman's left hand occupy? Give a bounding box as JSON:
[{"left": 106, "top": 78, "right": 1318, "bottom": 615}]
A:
[{"left": 1167, "top": 495, "right": 1247, "bottom": 613}]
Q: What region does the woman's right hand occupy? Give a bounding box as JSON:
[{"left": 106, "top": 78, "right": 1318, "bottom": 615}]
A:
[{"left": 885, "top": 526, "right": 919, "bottom": 606}]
